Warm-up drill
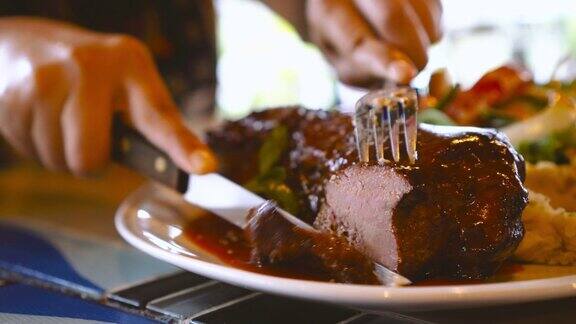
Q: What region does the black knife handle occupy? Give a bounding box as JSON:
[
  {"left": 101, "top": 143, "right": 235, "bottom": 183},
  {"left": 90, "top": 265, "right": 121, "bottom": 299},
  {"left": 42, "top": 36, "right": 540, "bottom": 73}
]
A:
[{"left": 112, "top": 116, "right": 189, "bottom": 193}]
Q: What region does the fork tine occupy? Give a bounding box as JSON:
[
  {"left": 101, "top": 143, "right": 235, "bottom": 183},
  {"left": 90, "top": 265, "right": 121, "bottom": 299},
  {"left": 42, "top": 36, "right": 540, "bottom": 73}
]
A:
[
  {"left": 355, "top": 87, "right": 418, "bottom": 165},
  {"left": 354, "top": 101, "right": 372, "bottom": 163},
  {"left": 401, "top": 89, "right": 418, "bottom": 164},
  {"left": 387, "top": 100, "right": 401, "bottom": 162},
  {"left": 372, "top": 97, "right": 389, "bottom": 164}
]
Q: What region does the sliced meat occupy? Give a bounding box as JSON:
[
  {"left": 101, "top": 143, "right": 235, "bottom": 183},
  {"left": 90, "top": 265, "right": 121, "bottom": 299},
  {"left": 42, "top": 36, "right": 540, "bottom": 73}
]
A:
[{"left": 315, "top": 164, "right": 412, "bottom": 273}]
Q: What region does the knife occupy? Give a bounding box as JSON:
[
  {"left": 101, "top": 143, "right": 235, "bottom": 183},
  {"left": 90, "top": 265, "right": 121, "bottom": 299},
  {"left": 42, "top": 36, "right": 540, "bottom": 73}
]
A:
[{"left": 111, "top": 117, "right": 411, "bottom": 286}]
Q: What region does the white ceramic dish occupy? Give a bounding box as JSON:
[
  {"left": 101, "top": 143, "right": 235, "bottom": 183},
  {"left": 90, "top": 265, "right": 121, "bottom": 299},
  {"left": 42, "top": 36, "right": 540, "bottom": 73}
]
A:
[{"left": 115, "top": 183, "right": 576, "bottom": 312}]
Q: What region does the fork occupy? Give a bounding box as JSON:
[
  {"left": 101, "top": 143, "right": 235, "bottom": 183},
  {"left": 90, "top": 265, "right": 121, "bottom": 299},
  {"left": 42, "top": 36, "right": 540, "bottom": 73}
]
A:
[{"left": 354, "top": 86, "right": 419, "bottom": 165}]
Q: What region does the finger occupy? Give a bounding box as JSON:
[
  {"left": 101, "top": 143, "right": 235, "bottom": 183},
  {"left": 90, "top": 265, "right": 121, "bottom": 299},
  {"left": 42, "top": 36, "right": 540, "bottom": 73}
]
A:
[
  {"left": 30, "top": 64, "right": 70, "bottom": 171},
  {"left": 354, "top": 0, "right": 431, "bottom": 69},
  {"left": 334, "top": 38, "right": 417, "bottom": 87},
  {"left": 309, "top": 0, "right": 416, "bottom": 85},
  {"left": 408, "top": 0, "right": 443, "bottom": 43},
  {"left": 308, "top": 0, "right": 376, "bottom": 55},
  {"left": 123, "top": 48, "right": 217, "bottom": 174},
  {"left": 31, "top": 102, "right": 67, "bottom": 171},
  {"left": 0, "top": 100, "right": 35, "bottom": 159},
  {"left": 62, "top": 75, "right": 113, "bottom": 175}
]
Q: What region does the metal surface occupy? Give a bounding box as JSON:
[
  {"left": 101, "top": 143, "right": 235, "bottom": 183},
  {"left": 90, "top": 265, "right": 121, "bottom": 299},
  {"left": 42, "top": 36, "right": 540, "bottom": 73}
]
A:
[
  {"left": 109, "top": 271, "right": 210, "bottom": 308},
  {"left": 184, "top": 173, "right": 309, "bottom": 230},
  {"left": 354, "top": 87, "right": 419, "bottom": 164}
]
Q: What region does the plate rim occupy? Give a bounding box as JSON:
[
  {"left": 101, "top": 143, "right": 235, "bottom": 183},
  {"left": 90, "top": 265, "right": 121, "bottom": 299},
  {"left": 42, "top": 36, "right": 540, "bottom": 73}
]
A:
[{"left": 115, "top": 188, "right": 576, "bottom": 311}]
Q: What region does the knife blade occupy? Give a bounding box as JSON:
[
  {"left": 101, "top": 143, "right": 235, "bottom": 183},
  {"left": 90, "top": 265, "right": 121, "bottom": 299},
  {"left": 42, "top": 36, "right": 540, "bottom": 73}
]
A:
[
  {"left": 112, "top": 117, "right": 411, "bottom": 286},
  {"left": 184, "top": 173, "right": 311, "bottom": 230}
]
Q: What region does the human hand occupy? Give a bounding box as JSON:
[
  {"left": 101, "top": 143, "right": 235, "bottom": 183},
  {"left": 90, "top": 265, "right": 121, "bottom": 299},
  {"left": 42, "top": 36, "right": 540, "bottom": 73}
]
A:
[
  {"left": 0, "top": 18, "right": 217, "bottom": 175},
  {"left": 307, "top": 0, "right": 442, "bottom": 87}
]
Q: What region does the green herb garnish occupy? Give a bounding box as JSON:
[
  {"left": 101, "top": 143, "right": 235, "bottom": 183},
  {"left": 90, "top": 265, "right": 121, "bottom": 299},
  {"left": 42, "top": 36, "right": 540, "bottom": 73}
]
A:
[
  {"left": 518, "top": 128, "right": 576, "bottom": 164},
  {"left": 435, "top": 84, "right": 460, "bottom": 111},
  {"left": 258, "top": 126, "right": 288, "bottom": 174},
  {"left": 418, "top": 108, "right": 456, "bottom": 125},
  {"left": 244, "top": 126, "right": 300, "bottom": 214},
  {"left": 480, "top": 110, "right": 519, "bottom": 128}
]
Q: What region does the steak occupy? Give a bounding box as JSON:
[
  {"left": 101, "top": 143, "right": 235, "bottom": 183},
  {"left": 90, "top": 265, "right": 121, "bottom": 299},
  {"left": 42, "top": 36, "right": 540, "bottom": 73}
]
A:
[{"left": 208, "top": 107, "right": 528, "bottom": 280}]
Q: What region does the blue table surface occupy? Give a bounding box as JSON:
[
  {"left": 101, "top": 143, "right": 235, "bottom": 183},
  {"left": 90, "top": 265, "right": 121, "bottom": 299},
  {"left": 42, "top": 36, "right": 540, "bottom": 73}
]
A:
[{"left": 0, "top": 283, "right": 155, "bottom": 324}]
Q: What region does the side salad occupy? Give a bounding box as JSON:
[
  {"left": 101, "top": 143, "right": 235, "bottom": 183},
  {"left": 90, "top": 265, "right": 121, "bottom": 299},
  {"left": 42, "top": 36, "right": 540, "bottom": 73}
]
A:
[{"left": 421, "top": 65, "right": 576, "bottom": 165}]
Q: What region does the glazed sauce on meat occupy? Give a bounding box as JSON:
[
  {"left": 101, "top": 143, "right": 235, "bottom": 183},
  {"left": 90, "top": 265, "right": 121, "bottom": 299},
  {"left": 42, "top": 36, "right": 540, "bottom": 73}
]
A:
[
  {"left": 390, "top": 125, "right": 528, "bottom": 279},
  {"left": 290, "top": 116, "right": 528, "bottom": 279}
]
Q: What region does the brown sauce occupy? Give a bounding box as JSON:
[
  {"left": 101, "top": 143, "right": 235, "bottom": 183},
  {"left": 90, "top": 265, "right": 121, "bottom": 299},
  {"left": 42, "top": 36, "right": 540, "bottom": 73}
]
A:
[
  {"left": 185, "top": 213, "right": 525, "bottom": 286},
  {"left": 185, "top": 212, "right": 336, "bottom": 282}
]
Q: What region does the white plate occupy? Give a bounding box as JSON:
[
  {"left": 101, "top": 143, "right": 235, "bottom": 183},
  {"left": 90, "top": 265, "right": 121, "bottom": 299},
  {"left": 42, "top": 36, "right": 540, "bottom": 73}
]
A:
[{"left": 115, "top": 183, "right": 576, "bottom": 312}]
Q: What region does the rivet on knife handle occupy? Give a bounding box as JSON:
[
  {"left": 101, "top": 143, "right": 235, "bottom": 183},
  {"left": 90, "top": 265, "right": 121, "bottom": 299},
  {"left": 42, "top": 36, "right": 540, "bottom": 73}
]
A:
[{"left": 112, "top": 115, "right": 189, "bottom": 193}]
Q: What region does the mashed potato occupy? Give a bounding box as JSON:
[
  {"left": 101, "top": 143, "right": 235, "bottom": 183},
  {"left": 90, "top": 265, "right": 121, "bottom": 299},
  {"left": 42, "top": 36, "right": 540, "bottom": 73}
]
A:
[
  {"left": 525, "top": 161, "right": 576, "bottom": 212},
  {"left": 514, "top": 191, "right": 576, "bottom": 265}
]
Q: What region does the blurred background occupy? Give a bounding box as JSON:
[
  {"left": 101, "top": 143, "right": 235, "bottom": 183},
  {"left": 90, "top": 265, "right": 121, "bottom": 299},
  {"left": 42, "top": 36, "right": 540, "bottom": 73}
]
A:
[{"left": 214, "top": 0, "right": 576, "bottom": 118}]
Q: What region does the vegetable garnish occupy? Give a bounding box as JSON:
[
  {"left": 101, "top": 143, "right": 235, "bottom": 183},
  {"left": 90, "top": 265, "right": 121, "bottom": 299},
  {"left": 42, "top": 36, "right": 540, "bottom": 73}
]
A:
[
  {"left": 502, "top": 93, "right": 576, "bottom": 147},
  {"left": 418, "top": 108, "right": 456, "bottom": 126},
  {"left": 435, "top": 84, "right": 460, "bottom": 112},
  {"left": 244, "top": 126, "right": 300, "bottom": 214},
  {"left": 518, "top": 128, "right": 576, "bottom": 165}
]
